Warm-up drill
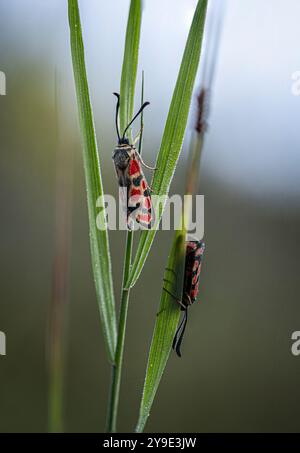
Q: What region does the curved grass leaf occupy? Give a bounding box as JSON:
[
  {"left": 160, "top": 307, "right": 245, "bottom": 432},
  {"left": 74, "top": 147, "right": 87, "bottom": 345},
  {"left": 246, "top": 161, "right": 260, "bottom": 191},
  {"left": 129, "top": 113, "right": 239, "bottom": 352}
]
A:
[
  {"left": 68, "top": 0, "right": 116, "bottom": 363},
  {"left": 119, "top": 0, "right": 142, "bottom": 137},
  {"left": 135, "top": 232, "right": 186, "bottom": 433},
  {"left": 126, "top": 0, "right": 208, "bottom": 289}
]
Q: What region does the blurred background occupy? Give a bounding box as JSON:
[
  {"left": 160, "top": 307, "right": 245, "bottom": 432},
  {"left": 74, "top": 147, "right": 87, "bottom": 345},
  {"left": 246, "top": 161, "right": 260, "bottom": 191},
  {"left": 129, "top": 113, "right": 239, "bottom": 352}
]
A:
[{"left": 1, "top": 0, "right": 300, "bottom": 433}]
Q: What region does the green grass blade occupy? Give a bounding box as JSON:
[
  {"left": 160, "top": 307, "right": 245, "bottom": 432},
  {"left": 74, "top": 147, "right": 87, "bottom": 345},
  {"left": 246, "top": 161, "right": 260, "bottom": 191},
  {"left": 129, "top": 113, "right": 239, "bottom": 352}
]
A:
[
  {"left": 126, "top": 0, "right": 208, "bottom": 289},
  {"left": 135, "top": 232, "right": 186, "bottom": 433},
  {"left": 68, "top": 0, "right": 116, "bottom": 363},
  {"left": 106, "top": 0, "right": 142, "bottom": 432},
  {"left": 119, "top": 0, "right": 142, "bottom": 138}
]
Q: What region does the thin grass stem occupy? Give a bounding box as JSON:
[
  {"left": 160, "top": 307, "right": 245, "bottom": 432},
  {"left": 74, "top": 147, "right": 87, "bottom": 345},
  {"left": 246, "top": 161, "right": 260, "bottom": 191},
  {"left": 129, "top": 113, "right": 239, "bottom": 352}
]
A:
[
  {"left": 106, "top": 1, "right": 143, "bottom": 430},
  {"left": 106, "top": 230, "right": 133, "bottom": 432}
]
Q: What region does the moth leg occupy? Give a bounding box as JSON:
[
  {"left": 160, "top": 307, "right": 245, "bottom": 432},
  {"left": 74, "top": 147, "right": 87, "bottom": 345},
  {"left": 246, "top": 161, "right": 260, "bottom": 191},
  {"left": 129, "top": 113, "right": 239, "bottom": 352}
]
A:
[
  {"left": 139, "top": 155, "right": 156, "bottom": 171},
  {"left": 185, "top": 293, "right": 193, "bottom": 307},
  {"left": 162, "top": 287, "right": 186, "bottom": 310},
  {"left": 134, "top": 146, "right": 156, "bottom": 170},
  {"left": 163, "top": 270, "right": 177, "bottom": 287},
  {"left": 165, "top": 267, "right": 177, "bottom": 278}
]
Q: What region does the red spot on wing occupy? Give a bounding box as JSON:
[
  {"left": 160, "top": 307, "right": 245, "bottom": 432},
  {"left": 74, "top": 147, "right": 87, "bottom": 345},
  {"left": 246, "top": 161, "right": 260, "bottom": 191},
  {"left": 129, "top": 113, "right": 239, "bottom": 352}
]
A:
[
  {"left": 129, "top": 158, "right": 140, "bottom": 176},
  {"left": 193, "top": 261, "right": 199, "bottom": 271},
  {"left": 192, "top": 274, "right": 198, "bottom": 285},
  {"left": 144, "top": 197, "right": 151, "bottom": 209},
  {"left": 130, "top": 188, "right": 141, "bottom": 197},
  {"left": 137, "top": 213, "right": 151, "bottom": 224},
  {"left": 134, "top": 194, "right": 154, "bottom": 228},
  {"left": 190, "top": 287, "right": 198, "bottom": 301}
]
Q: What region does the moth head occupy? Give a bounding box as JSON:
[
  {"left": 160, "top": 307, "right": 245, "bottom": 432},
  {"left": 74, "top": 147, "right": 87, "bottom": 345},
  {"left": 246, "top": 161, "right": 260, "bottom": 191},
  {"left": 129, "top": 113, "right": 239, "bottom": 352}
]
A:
[
  {"left": 118, "top": 137, "right": 130, "bottom": 146},
  {"left": 112, "top": 147, "right": 131, "bottom": 170}
]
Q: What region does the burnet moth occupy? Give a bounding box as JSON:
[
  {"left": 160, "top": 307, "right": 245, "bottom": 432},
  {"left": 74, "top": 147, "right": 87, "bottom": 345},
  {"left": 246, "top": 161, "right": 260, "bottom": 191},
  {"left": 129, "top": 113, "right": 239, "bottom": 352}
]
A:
[
  {"left": 112, "top": 93, "right": 155, "bottom": 230},
  {"left": 164, "top": 240, "right": 205, "bottom": 357}
]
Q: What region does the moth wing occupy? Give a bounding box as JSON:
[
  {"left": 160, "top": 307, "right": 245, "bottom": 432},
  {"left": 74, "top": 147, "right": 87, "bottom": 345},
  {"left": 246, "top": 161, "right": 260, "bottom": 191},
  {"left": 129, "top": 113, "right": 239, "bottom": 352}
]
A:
[
  {"left": 185, "top": 241, "right": 205, "bottom": 303},
  {"left": 113, "top": 162, "right": 134, "bottom": 228},
  {"left": 135, "top": 185, "right": 154, "bottom": 229},
  {"left": 113, "top": 164, "right": 130, "bottom": 188}
]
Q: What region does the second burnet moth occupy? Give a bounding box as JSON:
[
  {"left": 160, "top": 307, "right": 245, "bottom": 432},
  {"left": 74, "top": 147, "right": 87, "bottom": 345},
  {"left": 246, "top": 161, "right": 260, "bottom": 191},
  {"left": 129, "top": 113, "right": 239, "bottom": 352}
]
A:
[
  {"left": 112, "top": 93, "right": 155, "bottom": 230},
  {"left": 164, "top": 240, "right": 205, "bottom": 357}
]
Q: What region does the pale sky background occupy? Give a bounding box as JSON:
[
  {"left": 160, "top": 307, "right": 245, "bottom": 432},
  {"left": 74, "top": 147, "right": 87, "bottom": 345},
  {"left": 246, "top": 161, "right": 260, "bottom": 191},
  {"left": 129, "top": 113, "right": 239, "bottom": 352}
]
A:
[{"left": 1, "top": 0, "right": 300, "bottom": 203}]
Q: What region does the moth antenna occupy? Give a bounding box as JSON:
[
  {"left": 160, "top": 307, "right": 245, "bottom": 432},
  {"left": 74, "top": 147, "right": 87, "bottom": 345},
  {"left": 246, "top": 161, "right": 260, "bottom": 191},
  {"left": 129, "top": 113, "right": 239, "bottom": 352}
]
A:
[
  {"left": 122, "top": 101, "right": 150, "bottom": 141},
  {"left": 113, "top": 92, "right": 121, "bottom": 143},
  {"left": 174, "top": 310, "right": 188, "bottom": 358},
  {"left": 172, "top": 313, "right": 186, "bottom": 351}
]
